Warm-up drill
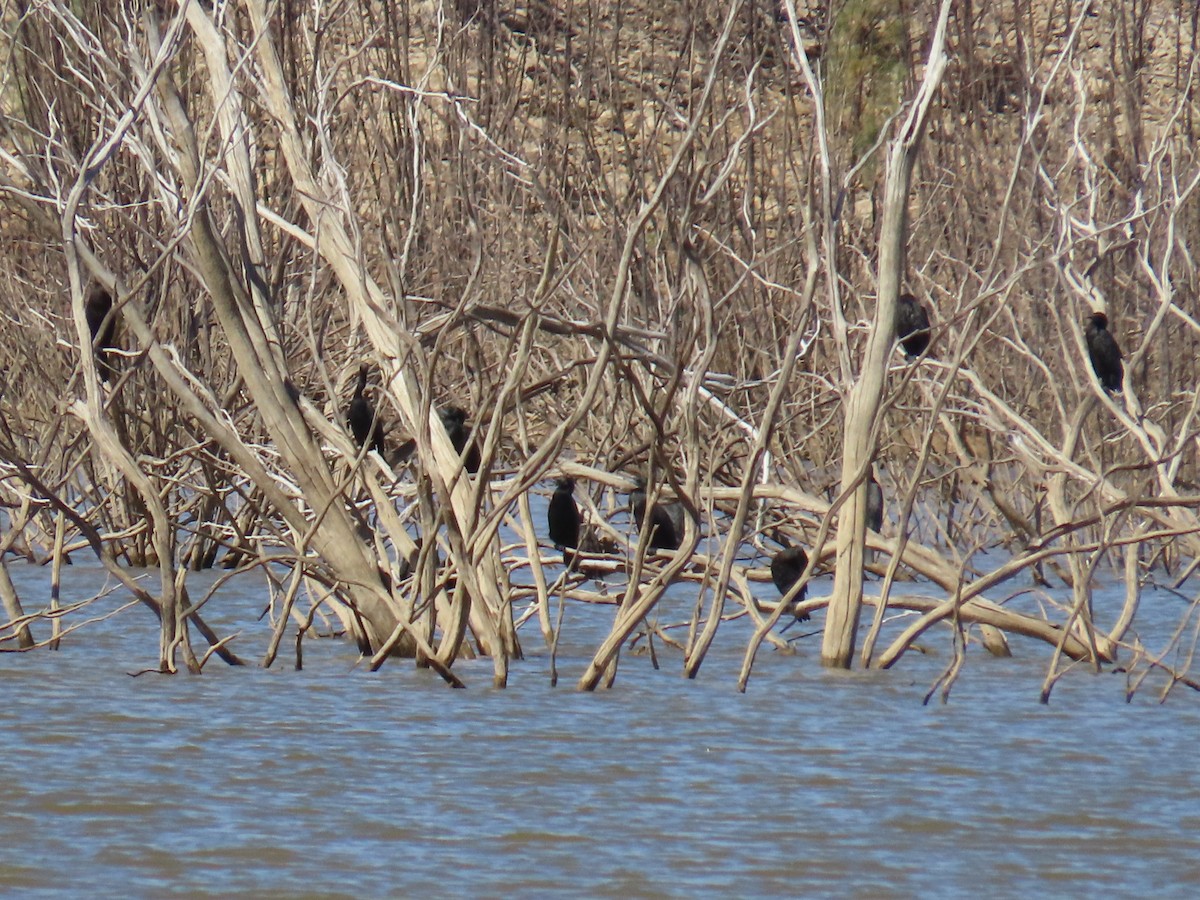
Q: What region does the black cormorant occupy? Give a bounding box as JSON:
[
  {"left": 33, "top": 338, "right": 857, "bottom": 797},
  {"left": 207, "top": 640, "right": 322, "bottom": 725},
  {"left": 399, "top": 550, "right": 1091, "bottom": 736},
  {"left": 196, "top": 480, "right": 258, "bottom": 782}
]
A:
[
  {"left": 388, "top": 405, "right": 481, "bottom": 471},
  {"left": 771, "top": 545, "right": 810, "bottom": 623},
  {"left": 439, "top": 405, "right": 481, "bottom": 473},
  {"left": 866, "top": 471, "right": 884, "bottom": 534},
  {"left": 896, "top": 293, "right": 931, "bottom": 360},
  {"left": 84, "top": 285, "right": 117, "bottom": 382},
  {"left": 1084, "top": 312, "right": 1124, "bottom": 393},
  {"left": 346, "top": 364, "right": 385, "bottom": 455},
  {"left": 865, "top": 470, "right": 884, "bottom": 566},
  {"left": 547, "top": 477, "right": 581, "bottom": 550},
  {"left": 629, "top": 477, "right": 684, "bottom": 551}
]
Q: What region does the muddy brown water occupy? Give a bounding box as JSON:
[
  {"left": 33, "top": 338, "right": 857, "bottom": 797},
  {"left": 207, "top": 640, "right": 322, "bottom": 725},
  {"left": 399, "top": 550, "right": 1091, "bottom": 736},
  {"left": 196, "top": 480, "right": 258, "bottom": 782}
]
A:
[{"left": 2, "top": 550, "right": 1198, "bottom": 897}]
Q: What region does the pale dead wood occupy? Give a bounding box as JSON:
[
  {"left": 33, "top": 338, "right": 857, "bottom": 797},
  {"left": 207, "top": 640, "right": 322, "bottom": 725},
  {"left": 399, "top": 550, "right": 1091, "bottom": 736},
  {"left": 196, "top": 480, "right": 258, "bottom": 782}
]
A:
[
  {"left": 0, "top": 1, "right": 1196, "bottom": 698},
  {"left": 822, "top": 0, "right": 954, "bottom": 669}
]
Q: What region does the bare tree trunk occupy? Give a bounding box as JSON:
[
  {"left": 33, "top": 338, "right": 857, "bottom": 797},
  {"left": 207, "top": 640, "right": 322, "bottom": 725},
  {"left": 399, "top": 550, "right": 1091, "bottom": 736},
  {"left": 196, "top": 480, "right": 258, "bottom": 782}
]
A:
[
  {"left": 0, "top": 559, "right": 35, "bottom": 649},
  {"left": 822, "top": 0, "right": 953, "bottom": 668}
]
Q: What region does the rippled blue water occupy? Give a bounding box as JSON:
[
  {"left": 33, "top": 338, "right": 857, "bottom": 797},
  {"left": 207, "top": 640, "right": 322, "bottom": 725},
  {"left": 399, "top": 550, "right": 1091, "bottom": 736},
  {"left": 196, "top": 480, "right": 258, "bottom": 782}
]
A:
[{"left": 2, "top": 552, "right": 1199, "bottom": 897}]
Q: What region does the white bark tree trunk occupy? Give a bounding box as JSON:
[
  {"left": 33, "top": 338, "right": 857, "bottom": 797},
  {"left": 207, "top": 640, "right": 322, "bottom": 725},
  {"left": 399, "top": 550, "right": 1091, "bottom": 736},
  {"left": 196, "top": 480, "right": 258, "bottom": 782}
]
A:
[{"left": 822, "top": 0, "right": 953, "bottom": 668}]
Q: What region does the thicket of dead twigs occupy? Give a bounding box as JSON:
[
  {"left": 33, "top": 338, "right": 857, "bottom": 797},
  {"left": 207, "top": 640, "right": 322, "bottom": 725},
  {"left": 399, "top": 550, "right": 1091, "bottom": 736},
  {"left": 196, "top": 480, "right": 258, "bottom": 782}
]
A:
[{"left": 0, "top": 0, "right": 1197, "bottom": 699}]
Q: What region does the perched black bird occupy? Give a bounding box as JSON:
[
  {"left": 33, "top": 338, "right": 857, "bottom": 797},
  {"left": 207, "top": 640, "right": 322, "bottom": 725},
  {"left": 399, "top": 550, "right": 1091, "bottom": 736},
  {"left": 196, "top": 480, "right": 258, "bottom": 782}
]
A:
[
  {"left": 866, "top": 470, "right": 884, "bottom": 534},
  {"left": 547, "top": 477, "right": 581, "bottom": 551},
  {"left": 896, "top": 292, "right": 932, "bottom": 360},
  {"left": 770, "top": 545, "right": 810, "bottom": 623},
  {"left": 84, "top": 285, "right": 117, "bottom": 382},
  {"left": 865, "top": 470, "right": 884, "bottom": 567},
  {"left": 388, "top": 404, "right": 481, "bottom": 471},
  {"left": 346, "top": 364, "right": 385, "bottom": 455},
  {"left": 283, "top": 379, "right": 302, "bottom": 406},
  {"left": 439, "top": 405, "right": 481, "bottom": 473},
  {"left": 1084, "top": 311, "right": 1124, "bottom": 393},
  {"left": 629, "top": 477, "right": 685, "bottom": 551}
]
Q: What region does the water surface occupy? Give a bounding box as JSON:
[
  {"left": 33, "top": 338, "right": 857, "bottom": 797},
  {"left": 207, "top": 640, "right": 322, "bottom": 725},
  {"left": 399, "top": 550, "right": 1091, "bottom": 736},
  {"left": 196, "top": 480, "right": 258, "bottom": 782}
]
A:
[{"left": 2, "top": 557, "right": 1198, "bottom": 897}]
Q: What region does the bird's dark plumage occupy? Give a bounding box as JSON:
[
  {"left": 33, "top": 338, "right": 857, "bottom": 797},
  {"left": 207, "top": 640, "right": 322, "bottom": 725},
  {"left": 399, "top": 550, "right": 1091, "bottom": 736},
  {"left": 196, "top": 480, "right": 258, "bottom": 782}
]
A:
[
  {"left": 439, "top": 405, "right": 481, "bottom": 473},
  {"left": 866, "top": 471, "right": 884, "bottom": 533},
  {"left": 84, "top": 285, "right": 117, "bottom": 382},
  {"left": 548, "top": 477, "right": 581, "bottom": 550},
  {"left": 1085, "top": 312, "right": 1124, "bottom": 393},
  {"left": 347, "top": 364, "right": 385, "bottom": 455},
  {"left": 387, "top": 405, "right": 481, "bottom": 470},
  {"left": 896, "top": 293, "right": 931, "bottom": 360},
  {"left": 629, "top": 477, "right": 685, "bottom": 551},
  {"left": 771, "top": 545, "right": 810, "bottom": 622}
]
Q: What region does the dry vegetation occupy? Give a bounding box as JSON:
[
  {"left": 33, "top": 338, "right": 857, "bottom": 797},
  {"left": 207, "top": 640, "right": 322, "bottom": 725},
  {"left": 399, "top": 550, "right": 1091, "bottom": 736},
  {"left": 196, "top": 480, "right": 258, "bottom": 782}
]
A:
[{"left": 0, "top": 0, "right": 1197, "bottom": 699}]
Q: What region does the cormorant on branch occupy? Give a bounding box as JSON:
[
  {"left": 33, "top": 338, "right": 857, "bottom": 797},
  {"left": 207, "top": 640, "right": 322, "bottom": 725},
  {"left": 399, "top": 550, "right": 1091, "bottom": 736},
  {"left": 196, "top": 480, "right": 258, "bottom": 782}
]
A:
[
  {"left": 439, "top": 405, "right": 481, "bottom": 473},
  {"left": 866, "top": 471, "right": 884, "bottom": 534},
  {"left": 347, "top": 364, "right": 385, "bottom": 455},
  {"left": 896, "top": 293, "right": 932, "bottom": 360},
  {"left": 1085, "top": 312, "right": 1124, "bottom": 393},
  {"left": 629, "top": 476, "right": 684, "bottom": 551},
  {"left": 84, "top": 285, "right": 117, "bottom": 383},
  {"left": 388, "top": 404, "right": 482, "bottom": 472},
  {"left": 548, "top": 477, "right": 581, "bottom": 550},
  {"left": 771, "top": 545, "right": 810, "bottom": 623}
]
